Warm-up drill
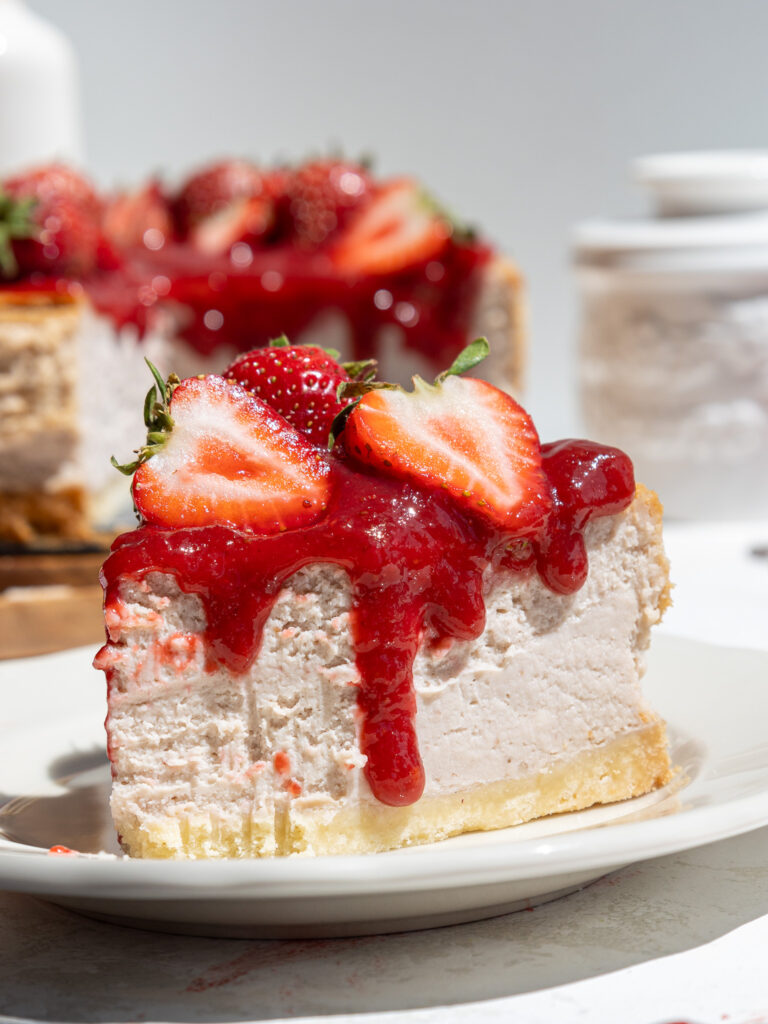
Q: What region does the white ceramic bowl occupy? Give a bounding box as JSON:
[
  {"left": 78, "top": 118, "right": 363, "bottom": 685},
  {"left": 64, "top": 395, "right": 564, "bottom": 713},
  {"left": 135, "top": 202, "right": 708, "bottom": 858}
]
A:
[{"left": 634, "top": 150, "right": 768, "bottom": 217}]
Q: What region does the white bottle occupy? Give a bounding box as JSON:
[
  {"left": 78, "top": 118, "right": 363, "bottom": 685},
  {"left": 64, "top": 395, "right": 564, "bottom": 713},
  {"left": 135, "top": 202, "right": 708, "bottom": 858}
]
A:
[{"left": 0, "top": 0, "right": 83, "bottom": 176}]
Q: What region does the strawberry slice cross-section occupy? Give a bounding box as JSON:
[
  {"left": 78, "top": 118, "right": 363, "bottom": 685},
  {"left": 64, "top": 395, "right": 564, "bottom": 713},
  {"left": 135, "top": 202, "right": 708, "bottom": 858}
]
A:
[
  {"left": 344, "top": 374, "right": 552, "bottom": 535},
  {"left": 331, "top": 178, "right": 451, "bottom": 276},
  {"left": 131, "top": 374, "right": 331, "bottom": 534}
]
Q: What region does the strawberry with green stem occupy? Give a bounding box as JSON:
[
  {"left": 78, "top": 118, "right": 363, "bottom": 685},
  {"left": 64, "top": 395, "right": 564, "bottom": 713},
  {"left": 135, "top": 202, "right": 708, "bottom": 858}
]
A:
[
  {"left": 112, "top": 359, "right": 331, "bottom": 534},
  {"left": 224, "top": 336, "right": 376, "bottom": 448},
  {"left": 335, "top": 338, "right": 552, "bottom": 534},
  {"left": 0, "top": 167, "right": 103, "bottom": 280},
  {"left": 331, "top": 178, "right": 453, "bottom": 275},
  {"left": 0, "top": 164, "right": 103, "bottom": 278}
]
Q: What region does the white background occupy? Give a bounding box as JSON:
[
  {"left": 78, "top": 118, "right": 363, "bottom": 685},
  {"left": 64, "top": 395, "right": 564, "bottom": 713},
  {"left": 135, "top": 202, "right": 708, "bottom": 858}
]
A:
[{"left": 29, "top": 0, "right": 768, "bottom": 439}]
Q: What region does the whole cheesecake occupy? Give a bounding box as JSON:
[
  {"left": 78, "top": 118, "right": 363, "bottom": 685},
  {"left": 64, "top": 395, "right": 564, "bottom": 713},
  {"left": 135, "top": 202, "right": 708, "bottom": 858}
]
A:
[
  {"left": 94, "top": 340, "right": 671, "bottom": 858},
  {"left": 0, "top": 160, "right": 523, "bottom": 545}
]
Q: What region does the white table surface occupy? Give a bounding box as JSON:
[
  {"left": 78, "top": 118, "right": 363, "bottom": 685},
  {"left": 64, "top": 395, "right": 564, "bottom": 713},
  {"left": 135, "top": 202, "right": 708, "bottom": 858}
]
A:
[{"left": 2, "top": 519, "right": 768, "bottom": 1024}]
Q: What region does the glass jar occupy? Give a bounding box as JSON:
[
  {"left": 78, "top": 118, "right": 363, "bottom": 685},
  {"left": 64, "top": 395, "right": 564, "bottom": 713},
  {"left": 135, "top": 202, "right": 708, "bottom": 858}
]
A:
[{"left": 575, "top": 153, "right": 768, "bottom": 520}]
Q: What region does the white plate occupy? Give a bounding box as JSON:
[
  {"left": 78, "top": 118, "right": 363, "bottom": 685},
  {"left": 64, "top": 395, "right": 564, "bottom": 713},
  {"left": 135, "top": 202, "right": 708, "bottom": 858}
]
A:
[{"left": 0, "top": 635, "right": 767, "bottom": 939}]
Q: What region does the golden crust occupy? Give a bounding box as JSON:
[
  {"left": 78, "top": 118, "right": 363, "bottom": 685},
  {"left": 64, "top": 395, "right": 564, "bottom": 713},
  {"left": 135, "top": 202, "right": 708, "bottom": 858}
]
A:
[
  {"left": 0, "top": 289, "right": 81, "bottom": 313},
  {"left": 472, "top": 255, "right": 526, "bottom": 396},
  {"left": 0, "top": 289, "right": 89, "bottom": 546},
  {"left": 634, "top": 482, "right": 673, "bottom": 619},
  {"left": 116, "top": 721, "right": 671, "bottom": 859},
  {"left": 493, "top": 255, "right": 527, "bottom": 394}
]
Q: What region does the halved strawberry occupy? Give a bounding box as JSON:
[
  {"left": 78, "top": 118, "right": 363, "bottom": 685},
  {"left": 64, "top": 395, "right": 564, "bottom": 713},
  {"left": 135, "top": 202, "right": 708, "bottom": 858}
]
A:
[
  {"left": 189, "top": 195, "right": 273, "bottom": 256},
  {"left": 224, "top": 339, "right": 365, "bottom": 447},
  {"left": 102, "top": 181, "right": 174, "bottom": 250},
  {"left": 119, "top": 369, "right": 331, "bottom": 534},
  {"left": 331, "top": 178, "right": 451, "bottom": 275},
  {"left": 343, "top": 371, "right": 551, "bottom": 534},
  {"left": 173, "top": 160, "right": 276, "bottom": 254},
  {"left": 174, "top": 159, "right": 265, "bottom": 233}
]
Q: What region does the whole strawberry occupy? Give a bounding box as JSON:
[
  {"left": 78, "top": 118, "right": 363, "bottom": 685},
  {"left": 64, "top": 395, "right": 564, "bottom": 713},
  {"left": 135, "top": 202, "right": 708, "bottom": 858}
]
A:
[
  {"left": 102, "top": 180, "right": 174, "bottom": 250},
  {"left": 224, "top": 338, "right": 368, "bottom": 447},
  {"left": 1, "top": 164, "right": 101, "bottom": 278},
  {"left": 278, "top": 159, "right": 372, "bottom": 248},
  {"left": 4, "top": 163, "right": 101, "bottom": 220},
  {"left": 112, "top": 361, "right": 331, "bottom": 536}
]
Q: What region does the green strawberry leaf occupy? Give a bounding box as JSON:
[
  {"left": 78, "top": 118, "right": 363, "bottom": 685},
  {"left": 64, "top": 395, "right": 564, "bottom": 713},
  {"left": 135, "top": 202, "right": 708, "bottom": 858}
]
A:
[
  {"left": 0, "top": 190, "right": 39, "bottom": 278},
  {"left": 434, "top": 337, "right": 489, "bottom": 384},
  {"left": 337, "top": 379, "right": 397, "bottom": 401},
  {"left": 328, "top": 399, "right": 361, "bottom": 450},
  {"left": 111, "top": 361, "right": 179, "bottom": 476},
  {"left": 341, "top": 358, "right": 378, "bottom": 382}
]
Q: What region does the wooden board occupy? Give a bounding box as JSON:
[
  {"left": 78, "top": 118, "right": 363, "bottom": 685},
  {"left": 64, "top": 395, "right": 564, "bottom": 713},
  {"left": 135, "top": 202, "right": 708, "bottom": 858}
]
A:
[{"left": 0, "top": 550, "right": 107, "bottom": 660}]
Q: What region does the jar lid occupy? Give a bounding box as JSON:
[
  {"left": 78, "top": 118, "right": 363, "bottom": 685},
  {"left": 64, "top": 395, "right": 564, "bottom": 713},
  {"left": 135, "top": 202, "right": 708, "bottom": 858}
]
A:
[
  {"left": 574, "top": 212, "right": 768, "bottom": 255},
  {"left": 635, "top": 150, "right": 768, "bottom": 216},
  {"left": 574, "top": 151, "right": 768, "bottom": 271}
]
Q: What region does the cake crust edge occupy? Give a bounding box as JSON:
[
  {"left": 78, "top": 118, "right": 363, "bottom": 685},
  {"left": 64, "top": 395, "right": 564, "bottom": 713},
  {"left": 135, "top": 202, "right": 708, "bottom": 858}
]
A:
[{"left": 115, "top": 719, "right": 671, "bottom": 858}]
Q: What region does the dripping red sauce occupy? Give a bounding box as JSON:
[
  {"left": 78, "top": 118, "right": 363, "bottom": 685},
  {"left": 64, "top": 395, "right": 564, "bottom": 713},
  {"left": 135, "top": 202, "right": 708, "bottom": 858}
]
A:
[
  {"left": 98, "top": 440, "right": 634, "bottom": 807},
  {"left": 1, "top": 236, "right": 492, "bottom": 373}
]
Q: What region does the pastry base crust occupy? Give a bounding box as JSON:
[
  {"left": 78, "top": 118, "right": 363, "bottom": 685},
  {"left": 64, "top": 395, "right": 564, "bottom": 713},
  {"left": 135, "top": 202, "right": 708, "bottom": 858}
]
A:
[
  {"left": 116, "top": 720, "right": 671, "bottom": 859},
  {"left": 470, "top": 256, "right": 525, "bottom": 396}
]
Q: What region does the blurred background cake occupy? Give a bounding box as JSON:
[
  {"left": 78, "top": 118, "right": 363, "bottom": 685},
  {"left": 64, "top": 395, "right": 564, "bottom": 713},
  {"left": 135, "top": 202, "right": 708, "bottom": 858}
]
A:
[{"left": 0, "top": 158, "right": 524, "bottom": 546}]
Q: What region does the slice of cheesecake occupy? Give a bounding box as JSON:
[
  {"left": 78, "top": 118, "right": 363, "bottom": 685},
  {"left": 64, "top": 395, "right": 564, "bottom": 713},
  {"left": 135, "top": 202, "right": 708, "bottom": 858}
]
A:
[{"left": 95, "top": 341, "right": 671, "bottom": 858}]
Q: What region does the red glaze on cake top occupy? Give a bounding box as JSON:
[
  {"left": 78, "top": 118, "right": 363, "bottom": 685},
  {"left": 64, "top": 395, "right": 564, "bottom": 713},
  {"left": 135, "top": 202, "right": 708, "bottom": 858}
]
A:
[
  {"left": 97, "top": 354, "right": 636, "bottom": 808},
  {"left": 0, "top": 160, "right": 492, "bottom": 374}
]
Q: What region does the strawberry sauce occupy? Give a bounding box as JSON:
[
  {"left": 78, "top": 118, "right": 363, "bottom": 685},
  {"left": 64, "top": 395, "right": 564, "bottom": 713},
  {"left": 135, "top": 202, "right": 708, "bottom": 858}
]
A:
[{"left": 100, "top": 440, "right": 634, "bottom": 807}]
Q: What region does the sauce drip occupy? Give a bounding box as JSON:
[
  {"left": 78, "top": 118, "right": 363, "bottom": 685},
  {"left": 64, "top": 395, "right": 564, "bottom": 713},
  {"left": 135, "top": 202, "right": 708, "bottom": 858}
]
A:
[{"left": 99, "top": 440, "right": 635, "bottom": 807}]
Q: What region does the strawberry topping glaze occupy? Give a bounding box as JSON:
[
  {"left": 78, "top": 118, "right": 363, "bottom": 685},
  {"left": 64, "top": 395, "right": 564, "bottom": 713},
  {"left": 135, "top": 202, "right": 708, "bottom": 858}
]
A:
[
  {"left": 106, "top": 237, "right": 490, "bottom": 367},
  {"left": 3, "top": 234, "right": 490, "bottom": 372},
  {"left": 99, "top": 440, "right": 635, "bottom": 807},
  {"left": 1, "top": 161, "right": 492, "bottom": 373}
]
